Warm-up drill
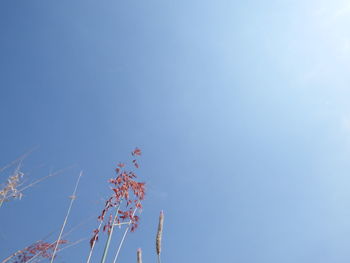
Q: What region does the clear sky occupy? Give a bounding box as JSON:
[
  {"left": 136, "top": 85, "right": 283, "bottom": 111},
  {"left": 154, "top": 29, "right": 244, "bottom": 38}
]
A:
[{"left": 1, "top": 0, "right": 350, "bottom": 262}]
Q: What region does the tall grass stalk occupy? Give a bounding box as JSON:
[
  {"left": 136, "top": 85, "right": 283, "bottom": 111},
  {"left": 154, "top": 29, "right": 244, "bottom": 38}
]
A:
[
  {"left": 112, "top": 207, "right": 138, "bottom": 263},
  {"left": 86, "top": 219, "right": 103, "bottom": 263},
  {"left": 87, "top": 219, "right": 129, "bottom": 263},
  {"left": 49, "top": 171, "right": 83, "bottom": 263},
  {"left": 100, "top": 202, "right": 122, "bottom": 263}
]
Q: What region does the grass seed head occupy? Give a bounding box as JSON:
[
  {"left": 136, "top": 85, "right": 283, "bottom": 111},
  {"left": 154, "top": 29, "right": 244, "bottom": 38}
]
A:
[
  {"left": 137, "top": 248, "right": 142, "bottom": 263},
  {"left": 156, "top": 210, "right": 164, "bottom": 255}
]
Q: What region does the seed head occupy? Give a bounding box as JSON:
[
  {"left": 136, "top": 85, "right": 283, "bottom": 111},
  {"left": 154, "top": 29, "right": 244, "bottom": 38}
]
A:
[
  {"left": 137, "top": 248, "right": 142, "bottom": 263},
  {"left": 156, "top": 210, "right": 164, "bottom": 255}
]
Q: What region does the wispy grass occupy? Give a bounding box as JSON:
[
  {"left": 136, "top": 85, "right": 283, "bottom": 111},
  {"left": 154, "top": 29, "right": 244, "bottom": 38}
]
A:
[
  {"left": 0, "top": 160, "right": 24, "bottom": 208},
  {"left": 0, "top": 148, "right": 37, "bottom": 176},
  {"left": 0, "top": 159, "right": 71, "bottom": 208}
]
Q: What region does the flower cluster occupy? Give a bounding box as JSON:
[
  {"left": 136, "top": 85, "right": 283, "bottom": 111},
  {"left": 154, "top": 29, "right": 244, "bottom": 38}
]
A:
[
  {"left": 11, "top": 240, "right": 67, "bottom": 263},
  {"left": 90, "top": 148, "right": 145, "bottom": 248}
]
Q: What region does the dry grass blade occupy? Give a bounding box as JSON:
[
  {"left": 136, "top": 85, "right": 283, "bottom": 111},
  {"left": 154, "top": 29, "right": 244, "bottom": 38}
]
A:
[
  {"left": 49, "top": 171, "right": 83, "bottom": 263},
  {"left": 18, "top": 166, "right": 73, "bottom": 193},
  {"left": 156, "top": 211, "right": 164, "bottom": 263},
  {"left": 86, "top": 219, "right": 103, "bottom": 263}
]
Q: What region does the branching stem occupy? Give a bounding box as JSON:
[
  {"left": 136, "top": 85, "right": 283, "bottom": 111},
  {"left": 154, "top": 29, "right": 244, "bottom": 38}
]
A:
[
  {"left": 100, "top": 201, "right": 122, "bottom": 263},
  {"left": 112, "top": 207, "right": 139, "bottom": 263}
]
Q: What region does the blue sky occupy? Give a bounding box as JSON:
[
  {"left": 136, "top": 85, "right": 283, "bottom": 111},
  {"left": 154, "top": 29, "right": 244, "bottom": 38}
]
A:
[{"left": 1, "top": 0, "right": 350, "bottom": 262}]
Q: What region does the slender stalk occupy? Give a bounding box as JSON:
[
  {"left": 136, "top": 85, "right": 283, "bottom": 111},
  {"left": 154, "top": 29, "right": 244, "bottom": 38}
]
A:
[
  {"left": 19, "top": 166, "right": 72, "bottom": 193},
  {"left": 100, "top": 202, "right": 122, "bottom": 263},
  {"left": 86, "top": 219, "right": 104, "bottom": 263},
  {"left": 53, "top": 238, "right": 86, "bottom": 253},
  {"left": 112, "top": 207, "right": 138, "bottom": 263},
  {"left": 50, "top": 171, "right": 83, "bottom": 263}
]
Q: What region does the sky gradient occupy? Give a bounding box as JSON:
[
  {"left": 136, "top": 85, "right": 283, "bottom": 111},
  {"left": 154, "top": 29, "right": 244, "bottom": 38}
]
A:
[{"left": 1, "top": 0, "right": 350, "bottom": 262}]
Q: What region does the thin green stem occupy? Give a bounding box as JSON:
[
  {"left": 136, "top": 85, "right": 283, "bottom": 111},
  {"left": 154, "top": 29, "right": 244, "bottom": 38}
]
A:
[
  {"left": 112, "top": 207, "right": 138, "bottom": 263},
  {"left": 100, "top": 202, "right": 122, "bottom": 263}
]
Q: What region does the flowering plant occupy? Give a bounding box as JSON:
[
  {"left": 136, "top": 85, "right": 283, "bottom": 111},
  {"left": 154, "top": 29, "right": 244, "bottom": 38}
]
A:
[{"left": 88, "top": 148, "right": 145, "bottom": 263}]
